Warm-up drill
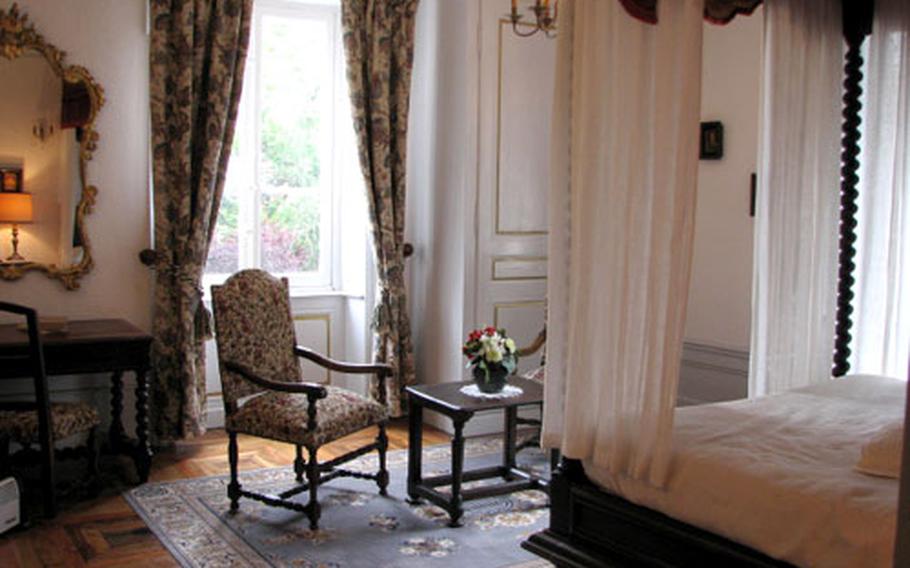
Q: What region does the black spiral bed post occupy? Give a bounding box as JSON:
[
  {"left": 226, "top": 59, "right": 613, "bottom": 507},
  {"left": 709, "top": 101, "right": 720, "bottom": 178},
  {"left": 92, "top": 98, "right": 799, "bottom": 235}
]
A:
[{"left": 833, "top": 1, "right": 874, "bottom": 378}]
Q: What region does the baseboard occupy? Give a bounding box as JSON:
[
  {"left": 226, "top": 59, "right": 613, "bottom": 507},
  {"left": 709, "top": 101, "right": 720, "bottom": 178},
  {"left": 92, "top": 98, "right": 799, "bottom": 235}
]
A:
[
  {"left": 206, "top": 394, "right": 225, "bottom": 429},
  {"left": 678, "top": 341, "right": 749, "bottom": 405}
]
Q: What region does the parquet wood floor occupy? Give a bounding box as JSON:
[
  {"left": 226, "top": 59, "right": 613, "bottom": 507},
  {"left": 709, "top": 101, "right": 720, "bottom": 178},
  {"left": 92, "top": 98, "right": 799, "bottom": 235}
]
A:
[{"left": 0, "top": 419, "right": 449, "bottom": 567}]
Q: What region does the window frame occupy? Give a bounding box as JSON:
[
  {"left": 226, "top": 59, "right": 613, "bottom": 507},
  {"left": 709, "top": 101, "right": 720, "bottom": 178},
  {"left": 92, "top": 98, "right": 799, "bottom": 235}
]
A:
[{"left": 205, "top": 0, "right": 352, "bottom": 296}]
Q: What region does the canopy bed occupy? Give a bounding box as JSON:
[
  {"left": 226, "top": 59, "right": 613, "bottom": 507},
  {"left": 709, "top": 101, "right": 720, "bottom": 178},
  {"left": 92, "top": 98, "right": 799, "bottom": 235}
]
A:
[{"left": 521, "top": 0, "right": 909, "bottom": 566}]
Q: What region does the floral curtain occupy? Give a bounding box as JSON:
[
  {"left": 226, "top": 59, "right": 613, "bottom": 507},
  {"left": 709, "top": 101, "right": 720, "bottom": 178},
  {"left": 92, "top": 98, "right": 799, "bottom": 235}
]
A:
[
  {"left": 149, "top": 0, "right": 252, "bottom": 441},
  {"left": 341, "top": 0, "right": 420, "bottom": 417}
]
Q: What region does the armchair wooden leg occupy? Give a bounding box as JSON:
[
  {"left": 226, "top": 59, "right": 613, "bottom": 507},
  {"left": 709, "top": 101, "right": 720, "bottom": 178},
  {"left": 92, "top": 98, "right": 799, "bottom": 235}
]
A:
[
  {"left": 376, "top": 422, "right": 389, "bottom": 496},
  {"left": 306, "top": 446, "right": 321, "bottom": 530},
  {"left": 227, "top": 431, "right": 241, "bottom": 513},
  {"left": 294, "top": 445, "right": 305, "bottom": 484}
]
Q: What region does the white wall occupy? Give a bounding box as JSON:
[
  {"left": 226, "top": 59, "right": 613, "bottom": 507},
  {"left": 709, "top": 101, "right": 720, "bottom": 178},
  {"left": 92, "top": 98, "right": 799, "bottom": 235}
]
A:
[
  {"left": 685, "top": 11, "right": 763, "bottom": 353},
  {"left": 407, "top": 0, "right": 478, "bottom": 394}
]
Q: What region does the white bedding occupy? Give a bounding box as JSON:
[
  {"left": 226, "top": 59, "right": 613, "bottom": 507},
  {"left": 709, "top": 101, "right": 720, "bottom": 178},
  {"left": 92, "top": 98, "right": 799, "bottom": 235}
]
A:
[{"left": 583, "top": 374, "right": 905, "bottom": 568}]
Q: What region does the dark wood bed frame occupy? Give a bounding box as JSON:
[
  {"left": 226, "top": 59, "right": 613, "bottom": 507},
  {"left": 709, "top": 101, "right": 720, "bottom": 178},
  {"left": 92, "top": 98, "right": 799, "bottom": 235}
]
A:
[{"left": 522, "top": 2, "right": 875, "bottom": 566}]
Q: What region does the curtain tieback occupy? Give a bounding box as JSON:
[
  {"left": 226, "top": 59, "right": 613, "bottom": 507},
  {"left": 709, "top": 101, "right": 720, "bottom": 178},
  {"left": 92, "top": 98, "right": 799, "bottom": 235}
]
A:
[
  {"left": 141, "top": 250, "right": 212, "bottom": 341},
  {"left": 178, "top": 277, "right": 213, "bottom": 343},
  {"left": 372, "top": 288, "right": 392, "bottom": 334}
]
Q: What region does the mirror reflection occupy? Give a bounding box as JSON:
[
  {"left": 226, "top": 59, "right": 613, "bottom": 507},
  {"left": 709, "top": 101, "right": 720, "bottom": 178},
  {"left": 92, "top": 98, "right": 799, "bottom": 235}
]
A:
[{"left": 0, "top": 53, "right": 85, "bottom": 268}]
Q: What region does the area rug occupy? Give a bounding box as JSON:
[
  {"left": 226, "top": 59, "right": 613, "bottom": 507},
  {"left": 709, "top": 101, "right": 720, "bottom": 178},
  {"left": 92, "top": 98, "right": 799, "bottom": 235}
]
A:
[{"left": 125, "top": 437, "right": 553, "bottom": 567}]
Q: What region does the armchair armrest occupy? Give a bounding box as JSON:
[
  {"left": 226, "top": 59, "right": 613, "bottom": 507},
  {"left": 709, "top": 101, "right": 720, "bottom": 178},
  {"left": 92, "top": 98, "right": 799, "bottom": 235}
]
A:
[
  {"left": 516, "top": 327, "right": 547, "bottom": 358},
  {"left": 294, "top": 346, "right": 393, "bottom": 377},
  {"left": 294, "top": 346, "right": 394, "bottom": 407},
  {"left": 224, "top": 361, "right": 328, "bottom": 399}
]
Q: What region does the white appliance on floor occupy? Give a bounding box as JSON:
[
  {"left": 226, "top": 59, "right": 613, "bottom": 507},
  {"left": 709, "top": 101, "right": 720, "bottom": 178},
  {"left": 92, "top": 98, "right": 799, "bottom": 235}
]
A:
[{"left": 0, "top": 477, "right": 20, "bottom": 533}]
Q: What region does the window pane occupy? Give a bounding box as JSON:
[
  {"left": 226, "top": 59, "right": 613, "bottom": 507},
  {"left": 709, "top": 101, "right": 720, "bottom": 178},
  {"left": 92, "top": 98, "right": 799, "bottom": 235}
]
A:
[
  {"left": 260, "top": 192, "right": 321, "bottom": 274},
  {"left": 259, "top": 14, "right": 331, "bottom": 191},
  {"left": 207, "top": 193, "right": 240, "bottom": 274}
]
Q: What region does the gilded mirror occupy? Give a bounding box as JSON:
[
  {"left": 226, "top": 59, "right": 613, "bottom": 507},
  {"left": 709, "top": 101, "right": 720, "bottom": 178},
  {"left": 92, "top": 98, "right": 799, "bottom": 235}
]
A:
[{"left": 0, "top": 3, "right": 104, "bottom": 289}]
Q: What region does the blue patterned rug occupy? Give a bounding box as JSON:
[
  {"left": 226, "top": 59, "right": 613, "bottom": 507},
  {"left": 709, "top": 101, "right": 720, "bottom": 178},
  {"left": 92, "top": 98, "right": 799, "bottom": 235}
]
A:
[{"left": 125, "top": 437, "right": 552, "bottom": 567}]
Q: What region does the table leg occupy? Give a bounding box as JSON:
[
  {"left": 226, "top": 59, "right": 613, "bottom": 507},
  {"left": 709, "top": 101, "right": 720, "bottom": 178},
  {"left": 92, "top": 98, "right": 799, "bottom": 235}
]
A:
[
  {"left": 550, "top": 448, "right": 561, "bottom": 473},
  {"left": 406, "top": 399, "right": 423, "bottom": 504},
  {"left": 134, "top": 369, "right": 152, "bottom": 483},
  {"left": 448, "top": 418, "right": 466, "bottom": 527},
  {"left": 503, "top": 406, "right": 518, "bottom": 479},
  {"left": 108, "top": 371, "right": 126, "bottom": 451}
]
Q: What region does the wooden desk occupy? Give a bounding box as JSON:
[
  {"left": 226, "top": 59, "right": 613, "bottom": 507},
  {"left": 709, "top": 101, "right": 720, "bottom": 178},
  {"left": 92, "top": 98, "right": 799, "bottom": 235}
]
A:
[{"left": 0, "top": 319, "right": 153, "bottom": 482}]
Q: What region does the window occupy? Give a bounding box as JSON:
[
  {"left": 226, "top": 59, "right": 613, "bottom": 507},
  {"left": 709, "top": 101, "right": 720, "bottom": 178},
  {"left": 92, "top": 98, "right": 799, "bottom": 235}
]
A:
[{"left": 206, "top": 0, "right": 362, "bottom": 291}]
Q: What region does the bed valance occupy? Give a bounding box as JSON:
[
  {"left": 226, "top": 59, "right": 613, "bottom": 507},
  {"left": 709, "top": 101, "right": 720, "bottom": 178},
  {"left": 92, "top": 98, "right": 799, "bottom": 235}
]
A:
[{"left": 618, "top": 0, "right": 763, "bottom": 25}]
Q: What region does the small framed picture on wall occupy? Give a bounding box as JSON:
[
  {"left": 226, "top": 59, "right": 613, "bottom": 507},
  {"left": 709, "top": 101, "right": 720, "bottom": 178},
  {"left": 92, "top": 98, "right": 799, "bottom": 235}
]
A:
[
  {"left": 0, "top": 166, "right": 23, "bottom": 192},
  {"left": 700, "top": 121, "right": 724, "bottom": 160}
]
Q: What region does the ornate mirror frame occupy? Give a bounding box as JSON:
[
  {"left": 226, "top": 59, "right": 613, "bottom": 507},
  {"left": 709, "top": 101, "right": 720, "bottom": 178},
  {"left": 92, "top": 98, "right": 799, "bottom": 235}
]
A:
[{"left": 0, "top": 3, "right": 104, "bottom": 290}]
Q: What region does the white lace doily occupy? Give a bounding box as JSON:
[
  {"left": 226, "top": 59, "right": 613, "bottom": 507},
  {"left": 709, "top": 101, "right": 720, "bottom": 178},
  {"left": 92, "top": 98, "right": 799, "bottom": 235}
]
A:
[{"left": 459, "top": 384, "right": 524, "bottom": 399}]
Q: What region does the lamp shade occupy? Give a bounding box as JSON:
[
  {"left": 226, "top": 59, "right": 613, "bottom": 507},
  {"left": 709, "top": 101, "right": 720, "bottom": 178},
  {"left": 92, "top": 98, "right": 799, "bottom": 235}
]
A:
[{"left": 0, "top": 192, "right": 34, "bottom": 224}]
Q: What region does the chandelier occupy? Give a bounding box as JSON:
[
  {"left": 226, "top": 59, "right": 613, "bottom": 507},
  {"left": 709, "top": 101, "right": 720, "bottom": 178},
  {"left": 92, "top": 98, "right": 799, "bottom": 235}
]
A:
[{"left": 509, "top": 0, "right": 557, "bottom": 38}]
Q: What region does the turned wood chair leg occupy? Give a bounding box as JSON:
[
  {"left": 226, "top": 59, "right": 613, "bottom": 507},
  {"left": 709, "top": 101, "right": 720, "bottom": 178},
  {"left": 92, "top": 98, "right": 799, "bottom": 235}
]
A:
[
  {"left": 227, "top": 431, "right": 241, "bottom": 513},
  {"left": 40, "top": 439, "right": 56, "bottom": 518},
  {"left": 294, "top": 445, "right": 305, "bottom": 483},
  {"left": 0, "top": 435, "right": 9, "bottom": 475},
  {"left": 85, "top": 427, "right": 101, "bottom": 494},
  {"left": 376, "top": 422, "right": 389, "bottom": 496},
  {"left": 306, "top": 446, "right": 321, "bottom": 530}
]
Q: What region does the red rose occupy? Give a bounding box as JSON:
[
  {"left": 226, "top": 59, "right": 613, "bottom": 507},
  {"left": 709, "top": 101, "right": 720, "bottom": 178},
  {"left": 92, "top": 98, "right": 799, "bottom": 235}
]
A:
[{"left": 484, "top": 326, "right": 496, "bottom": 335}]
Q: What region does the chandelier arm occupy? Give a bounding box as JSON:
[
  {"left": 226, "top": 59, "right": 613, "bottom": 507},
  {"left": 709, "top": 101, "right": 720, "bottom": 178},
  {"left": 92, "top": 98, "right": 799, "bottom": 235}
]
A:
[{"left": 511, "top": 20, "right": 541, "bottom": 37}]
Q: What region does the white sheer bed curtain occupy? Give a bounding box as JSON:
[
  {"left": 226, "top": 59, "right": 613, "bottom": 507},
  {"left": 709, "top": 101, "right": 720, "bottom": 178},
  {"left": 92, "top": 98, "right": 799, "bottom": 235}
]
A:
[
  {"left": 542, "top": 0, "right": 703, "bottom": 487},
  {"left": 853, "top": 0, "right": 910, "bottom": 381},
  {"left": 749, "top": 0, "right": 842, "bottom": 398}
]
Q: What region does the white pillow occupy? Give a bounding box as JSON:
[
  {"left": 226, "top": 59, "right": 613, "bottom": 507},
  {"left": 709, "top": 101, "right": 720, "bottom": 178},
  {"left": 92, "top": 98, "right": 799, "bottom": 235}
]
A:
[{"left": 856, "top": 421, "right": 905, "bottom": 479}]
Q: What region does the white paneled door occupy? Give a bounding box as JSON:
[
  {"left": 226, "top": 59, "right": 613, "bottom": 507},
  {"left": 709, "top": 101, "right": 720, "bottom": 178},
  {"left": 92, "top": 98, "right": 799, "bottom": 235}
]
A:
[{"left": 474, "top": 0, "right": 555, "bottom": 375}]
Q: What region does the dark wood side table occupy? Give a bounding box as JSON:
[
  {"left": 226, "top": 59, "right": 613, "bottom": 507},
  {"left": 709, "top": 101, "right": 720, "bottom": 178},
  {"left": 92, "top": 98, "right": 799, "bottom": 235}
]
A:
[
  {"left": 405, "top": 376, "right": 547, "bottom": 527},
  {"left": 0, "top": 319, "right": 153, "bottom": 482}
]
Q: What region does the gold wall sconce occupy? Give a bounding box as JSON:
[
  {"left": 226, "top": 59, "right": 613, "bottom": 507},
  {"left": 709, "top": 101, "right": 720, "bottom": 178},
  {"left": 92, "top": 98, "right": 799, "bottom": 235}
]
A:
[
  {"left": 509, "top": 0, "right": 557, "bottom": 38},
  {"left": 32, "top": 118, "right": 55, "bottom": 142}
]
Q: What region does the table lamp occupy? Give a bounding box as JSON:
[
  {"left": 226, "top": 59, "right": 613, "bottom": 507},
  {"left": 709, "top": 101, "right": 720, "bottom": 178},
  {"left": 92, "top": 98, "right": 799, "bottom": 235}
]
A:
[{"left": 0, "top": 192, "right": 34, "bottom": 262}]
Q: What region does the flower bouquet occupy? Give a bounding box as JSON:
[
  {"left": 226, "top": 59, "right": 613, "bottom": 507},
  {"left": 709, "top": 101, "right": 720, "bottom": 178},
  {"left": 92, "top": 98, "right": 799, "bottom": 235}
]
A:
[{"left": 462, "top": 326, "right": 518, "bottom": 393}]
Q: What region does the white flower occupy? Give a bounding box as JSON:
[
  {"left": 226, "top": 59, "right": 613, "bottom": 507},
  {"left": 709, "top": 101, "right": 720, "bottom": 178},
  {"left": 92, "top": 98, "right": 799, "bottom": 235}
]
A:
[
  {"left": 505, "top": 338, "right": 516, "bottom": 352},
  {"left": 485, "top": 345, "right": 504, "bottom": 363}
]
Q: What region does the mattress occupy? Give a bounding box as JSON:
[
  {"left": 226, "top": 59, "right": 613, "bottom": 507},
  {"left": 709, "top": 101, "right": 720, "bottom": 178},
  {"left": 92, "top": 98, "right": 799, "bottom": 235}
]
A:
[{"left": 583, "top": 374, "right": 905, "bottom": 568}]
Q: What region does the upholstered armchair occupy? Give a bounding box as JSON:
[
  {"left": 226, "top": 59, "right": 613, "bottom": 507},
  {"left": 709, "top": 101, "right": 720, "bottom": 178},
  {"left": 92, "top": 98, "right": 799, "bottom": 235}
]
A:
[{"left": 211, "top": 270, "right": 393, "bottom": 530}]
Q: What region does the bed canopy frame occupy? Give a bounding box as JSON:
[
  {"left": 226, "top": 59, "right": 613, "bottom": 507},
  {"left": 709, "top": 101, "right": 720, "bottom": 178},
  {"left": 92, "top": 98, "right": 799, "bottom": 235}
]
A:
[{"left": 522, "top": 1, "right": 882, "bottom": 566}]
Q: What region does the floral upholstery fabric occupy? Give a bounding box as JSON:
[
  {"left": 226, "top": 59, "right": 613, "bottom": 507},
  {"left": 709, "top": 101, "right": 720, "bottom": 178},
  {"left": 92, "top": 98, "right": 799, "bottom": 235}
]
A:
[
  {"left": 227, "top": 387, "right": 388, "bottom": 448},
  {"left": 211, "top": 270, "right": 301, "bottom": 406},
  {"left": 0, "top": 403, "right": 99, "bottom": 445},
  {"left": 341, "top": 0, "right": 420, "bottom": 417},
  {"left": 149, "top": 0, "right": 253, "bottom": 441},
  {"left": 522, "top": 366, "right": 546, "bottom": 383}
]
